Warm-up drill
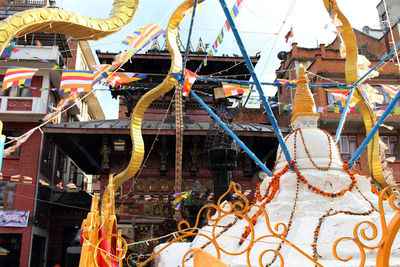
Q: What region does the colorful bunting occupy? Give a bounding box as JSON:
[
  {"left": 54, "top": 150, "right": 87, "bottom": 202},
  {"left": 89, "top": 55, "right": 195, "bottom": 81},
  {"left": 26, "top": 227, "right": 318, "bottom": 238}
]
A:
[
  {"left": 1, "top": 41, "right": 15, "bottom": 57},
  {"left": 114, "top": 23, "right": 165, "bottom": 68},
  {"left": 106, "top": 72, "right": 146, "bottom": 87},
  {"left": 182, "top": 69, "right": 199, "bottom": 97},
  {"left": 10, "top": 175, "right": 20, "bottom": 183},
  {"left": 144, "top": 194, "right": 152, "bottom": 201},
  {"left": 381, "top": 84, "right": 400, "bottom": 99},
  {"left": 122, "top": 23, "right": 165, "bottom": 48},
  {"left": 284, "top": 26, "right": 294, "bottom": 43},
  {"left": 2, "top": 67, "right": 38, "bottom": 91},
  {"left": 172, "top": 190, "right": 192, "bottom": 210},
  {"left": 92, "top": 64, "right": 112, "bottom": 86},
  {"left": 59, "top": 70, "right": 94, "bottom": 93},
  {"left": 201, "top": 0, "right": 244, "bottom": 68},
  {"left": 163, "top": 195, "right": 169, "bottom": 203},
  {"left": 214, "top": 82, "right": 249, "bottom": 99},
  {"left": 39, "top": 179, "right": 50, "bottom": 187},
  {"left": 207, "top": 192, "right": 214, "bottom": 201},
  {"left": 275, "top": 79, "right": 297, "bottom": 87},
  {"left": 56, "top": 182, "right": 63, "bottom": 190},
  {"left": 66, "top": 183, "right": 77, "bottom": 189},
  {"left": 10, "top": 48, "right": 62, "bottom": 70},
  {"left": 23, "top": 176, "right": 33, "bottom": 184},
  {"left": 4, "top": 128, "right": 37, "bottom": 157}
]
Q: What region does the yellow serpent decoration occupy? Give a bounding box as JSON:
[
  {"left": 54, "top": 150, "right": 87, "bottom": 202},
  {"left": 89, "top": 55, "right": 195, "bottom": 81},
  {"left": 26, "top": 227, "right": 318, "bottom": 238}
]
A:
[
  {"left": 0, "top": 0, "right": 138, "bottom": 53},
  {"left": 323, "top": 0, "right": 390, "bottom": 192}
]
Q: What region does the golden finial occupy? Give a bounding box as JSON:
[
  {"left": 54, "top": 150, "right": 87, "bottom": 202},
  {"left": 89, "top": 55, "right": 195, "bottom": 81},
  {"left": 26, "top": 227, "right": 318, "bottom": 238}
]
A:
[{"left": 291, "top": 65, "right": 319, "bottom": 123}]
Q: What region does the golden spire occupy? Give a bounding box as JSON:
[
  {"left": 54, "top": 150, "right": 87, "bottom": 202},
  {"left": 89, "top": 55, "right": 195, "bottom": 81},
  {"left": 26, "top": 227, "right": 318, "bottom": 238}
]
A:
[{"left": 291, "top": 65, "right": 319, "bottom": 123}]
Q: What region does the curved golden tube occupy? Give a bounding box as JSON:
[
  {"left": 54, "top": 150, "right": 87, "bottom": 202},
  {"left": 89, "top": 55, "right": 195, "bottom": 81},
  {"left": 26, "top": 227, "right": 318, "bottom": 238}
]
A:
[
  {"left": 0, "top": 0, "right": 138, "bottom": 54},
  {"left": 322, "top": 0, "right": 389, "bottom": 192},
  {"left": 101, "top": 0, "right": 198, "bottom": 218}
]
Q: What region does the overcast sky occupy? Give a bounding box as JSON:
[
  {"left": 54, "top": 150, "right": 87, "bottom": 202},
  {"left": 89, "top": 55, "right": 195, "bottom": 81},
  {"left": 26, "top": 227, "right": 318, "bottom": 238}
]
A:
[{"left": 56, "top": 0, "right": 382, "bottom": 118}]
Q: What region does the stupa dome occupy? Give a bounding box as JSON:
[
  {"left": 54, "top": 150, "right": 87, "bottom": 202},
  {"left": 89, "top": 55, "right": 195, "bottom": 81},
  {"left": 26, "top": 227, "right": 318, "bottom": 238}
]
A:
[{"left": 275, "top": 65, "right": 343, "bottom": 172}]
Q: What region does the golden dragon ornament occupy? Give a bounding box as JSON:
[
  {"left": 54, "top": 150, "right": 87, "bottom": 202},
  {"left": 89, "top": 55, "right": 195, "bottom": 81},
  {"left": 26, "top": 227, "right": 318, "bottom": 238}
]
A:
[{"left": 323, "top": 0, "right": 390, "bottom": 192}]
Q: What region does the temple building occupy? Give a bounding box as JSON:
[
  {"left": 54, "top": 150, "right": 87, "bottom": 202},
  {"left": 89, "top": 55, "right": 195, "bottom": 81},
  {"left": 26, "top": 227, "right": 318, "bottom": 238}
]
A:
[{"left": 44, "top": 39, "right": 288, "bottom": 259}]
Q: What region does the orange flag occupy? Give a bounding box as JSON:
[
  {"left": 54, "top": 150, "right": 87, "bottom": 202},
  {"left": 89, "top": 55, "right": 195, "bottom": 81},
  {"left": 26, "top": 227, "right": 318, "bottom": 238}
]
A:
[
  {"left": 182, "top": 69, "right": 199, "bottom": 97},
  {"left": 193, "top": 247, "right": 229, "bottom": 267}
]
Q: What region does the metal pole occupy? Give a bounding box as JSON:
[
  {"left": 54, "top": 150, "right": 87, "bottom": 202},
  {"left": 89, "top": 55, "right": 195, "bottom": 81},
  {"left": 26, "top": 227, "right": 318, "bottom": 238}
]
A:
[
  {"left": 182, "top": 0, "right": 199, "bottom": 74},
  {"left": 348, "top": 89, "right": 400, "bottom": 169},
  {"left": 191, "top": 90, "right": 272, "bottom": 175},
  {"left": 335, "top": 41, "right": 400, "bottom": 141},
  {"left": 218, "top": 0, "right": 292, "bottom": 169}
]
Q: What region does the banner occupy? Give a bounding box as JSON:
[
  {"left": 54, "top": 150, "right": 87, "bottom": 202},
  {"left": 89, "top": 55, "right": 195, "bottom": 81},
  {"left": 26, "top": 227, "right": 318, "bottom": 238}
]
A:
[{"left": 0, "top": 210, "right": 30, "bottom": 227}]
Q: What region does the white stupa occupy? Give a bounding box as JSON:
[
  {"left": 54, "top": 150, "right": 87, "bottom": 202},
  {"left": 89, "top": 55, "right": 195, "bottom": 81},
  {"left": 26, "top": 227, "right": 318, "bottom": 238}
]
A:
[{"left": 154, "top": 66, "right": 400, "bottom": 267}]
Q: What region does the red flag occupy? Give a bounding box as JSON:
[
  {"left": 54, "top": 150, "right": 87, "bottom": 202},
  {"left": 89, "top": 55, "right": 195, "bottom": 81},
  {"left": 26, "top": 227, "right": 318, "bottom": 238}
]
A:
[
  {"left": 182, "top": 69, "right": 198, "bottom": 97},
  {"left": 98, "top": 227, "right": 118, "bottom": 267},
  {"left": 285, "top": 27, "right": 294, "bottom": 43}
]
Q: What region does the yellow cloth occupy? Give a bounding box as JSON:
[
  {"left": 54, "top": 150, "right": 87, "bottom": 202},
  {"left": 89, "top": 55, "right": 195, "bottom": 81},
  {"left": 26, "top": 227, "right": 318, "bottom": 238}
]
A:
[{"left": 193, "top": 247, "right": 229, "bottom": 267}]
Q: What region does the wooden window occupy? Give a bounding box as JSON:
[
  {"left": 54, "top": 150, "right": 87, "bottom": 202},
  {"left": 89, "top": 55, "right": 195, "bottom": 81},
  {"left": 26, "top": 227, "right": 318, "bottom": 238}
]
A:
[
  {"left": 381, "top": 136, "right": 398, "bottom": 158},
  {"left": 339, "top": 136, "right": 357, "bottom": 160},
  {"left": 0, "top": 181, "right": 16, "bottom": 209}
]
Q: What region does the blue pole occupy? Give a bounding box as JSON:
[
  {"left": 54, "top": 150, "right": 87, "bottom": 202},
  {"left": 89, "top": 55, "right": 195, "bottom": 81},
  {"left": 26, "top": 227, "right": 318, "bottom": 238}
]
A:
[
  {"left": 182, "top": 0, "right": 199, "bottom": 73},
  {"left": 335, "top": 41, "right": 400, "bottom": 141},
  {"left": 196, "top": 77, "right": 351, "bottom": 89},
  {"left": 218, "top": 0, "right": 292, "bottom": 169},
  {"left": 191, "top": 90, "right": 272, "bottom": 175},
  {"left": 348, "top": 90, "right": 400, "bottom": 169},
  {"left": 334, "top": 88, "right": 355, "bottom": 141}
]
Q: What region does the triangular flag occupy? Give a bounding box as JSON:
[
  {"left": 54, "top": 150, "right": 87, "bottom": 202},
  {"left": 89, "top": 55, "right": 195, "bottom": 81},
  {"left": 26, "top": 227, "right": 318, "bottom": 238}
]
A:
[{"left": 182, "top": 69, "right": 199, "bottom": 97}]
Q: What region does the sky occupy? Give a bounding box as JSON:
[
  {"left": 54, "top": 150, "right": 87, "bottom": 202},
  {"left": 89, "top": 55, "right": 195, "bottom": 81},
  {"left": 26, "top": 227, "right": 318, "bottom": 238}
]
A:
[{"left": 56, "top": 0, "right": 382, "bottom": 119}]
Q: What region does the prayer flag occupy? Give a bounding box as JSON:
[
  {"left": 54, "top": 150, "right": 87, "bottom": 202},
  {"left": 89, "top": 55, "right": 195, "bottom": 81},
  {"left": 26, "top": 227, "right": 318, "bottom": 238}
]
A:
[
  {"left": 163, "top": 195, "right": 169, "bottom": 203},
  {"left": 60, "top": 70, "right": 93, "bottom": 93},
  {"left": 285, "top": 26, "right": 294, "bottom": 43},
  {"left": 325, "top": 89, "right": 349, "bottom": 103},
  {"left": 0, "top": 173, "right": 2, "bottom": 180},
  {"left": 144, "top": 194, "right": 152, "bottom": 201},
  {"left": 381, "top": 84, "right": 400, "bottom": 99},
  {"left": 122, "top": 23, "right": 165, "bottom": 48},
  {"left": 92, "top": 64, "right": 112, "bottom": 86},
  {"left": 3, "top": 129, "right": 36, "bottom": 157},
  {"left": 172, "top": 190, "right": 192, "bottom": 210},
  {"left": 106, "top": 72, "right": 146, "bottom": 87},
  {"left": 207, "top": 192, "right": 214, "bottom": 201},
  {"left": 10, "top": 175, "right": 20, "bottom": 183},
  {"left": 66, "top": 183, "right": 77, "bottom": 189},
  {"left": 39, "top": 179, "right": 49, "bottom": 187},
  {"left": 57, "top": 182, "right": 63, "bottom": 190},
  {"left": 275, "top": 79, "right": 297, "bottom": 86},
  {"left": 182, "top": 69, "right": 199, "bottom": 97},
  {"left": 214, "top": 83, "right": 249, "bottom": 99},
  {"left": 23, "top": 176, "right": 33, "bottom": 184},
  {"left": 2, "top": 67, "right": 38, "bottom": 90},
  {"left": 112, "top": 50, "right": 136, "bottom": 68}
]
